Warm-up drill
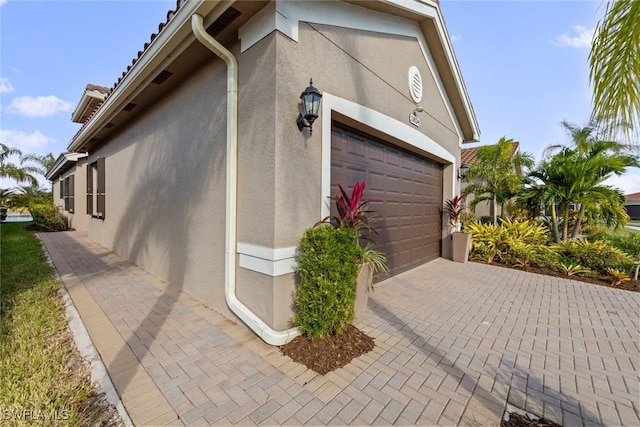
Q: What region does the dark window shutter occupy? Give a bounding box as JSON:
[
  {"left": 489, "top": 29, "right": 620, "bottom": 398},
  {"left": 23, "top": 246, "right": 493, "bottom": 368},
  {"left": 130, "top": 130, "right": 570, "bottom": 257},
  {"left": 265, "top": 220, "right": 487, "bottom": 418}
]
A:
[
  {"left": 97, "top": 157, "right": 106, "bottom": 219},
  {"left": 86, "top": 163, "right": 93, "bottom": 216},
  {"left": 59, "top": 180, "right": 63, "bottom": 200},
  {"left": 69, "top": 175, "right": 75, "bottom": 213},
  {"left": 63, "top": 177, "right": 69, "bottom": 211}
]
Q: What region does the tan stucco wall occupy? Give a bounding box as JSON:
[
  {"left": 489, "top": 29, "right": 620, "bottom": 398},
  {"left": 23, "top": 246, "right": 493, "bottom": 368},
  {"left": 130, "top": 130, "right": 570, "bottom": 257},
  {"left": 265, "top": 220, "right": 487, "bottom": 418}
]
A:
[{"left": 87, "top": 58, "right": 231, "bottom": 318}]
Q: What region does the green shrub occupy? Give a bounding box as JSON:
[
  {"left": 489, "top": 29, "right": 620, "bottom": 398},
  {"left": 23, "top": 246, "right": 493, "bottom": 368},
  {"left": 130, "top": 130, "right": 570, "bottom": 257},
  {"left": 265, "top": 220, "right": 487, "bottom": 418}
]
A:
[
  {"left": 587, "top": 232, "right": 640, "bottom": 259},
  {"left": 294, "top": 225, "right": 361, "bottom": 338},
  {"left": 551, "top": 239, "right": 633, "bottom": 274},
  {"left": 29, "top": 203, "right": 66, "bottom": 232}
]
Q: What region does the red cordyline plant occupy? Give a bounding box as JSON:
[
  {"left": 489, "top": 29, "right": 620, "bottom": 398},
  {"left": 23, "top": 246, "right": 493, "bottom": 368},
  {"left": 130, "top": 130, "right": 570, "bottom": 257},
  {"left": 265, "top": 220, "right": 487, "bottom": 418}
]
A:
[
  {"left": 320, "top": 180, "right": 380, "bottom": 238},
  {"left": 445, "top": 193, "right": 466, "bottom": 232}
]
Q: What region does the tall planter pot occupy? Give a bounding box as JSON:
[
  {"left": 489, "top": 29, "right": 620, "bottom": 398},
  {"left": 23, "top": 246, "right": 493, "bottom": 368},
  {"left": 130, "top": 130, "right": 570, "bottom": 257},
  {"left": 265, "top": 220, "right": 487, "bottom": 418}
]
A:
[
  {"left": 452, "top": 232, "right": 472, "bottom": 263},
  {"left": 353, "top": 263, "right": 373, "bottom": 321}
]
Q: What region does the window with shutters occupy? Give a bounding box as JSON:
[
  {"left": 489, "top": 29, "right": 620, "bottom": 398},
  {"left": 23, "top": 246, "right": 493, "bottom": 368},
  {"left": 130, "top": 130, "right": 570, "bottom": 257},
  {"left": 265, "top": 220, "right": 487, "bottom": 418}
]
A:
[
  {"left": 63, "top": 175, "right": 75, "bottom": 213},
  {"left": 86, "top": 157, "right": 105, "bottom": 219}
]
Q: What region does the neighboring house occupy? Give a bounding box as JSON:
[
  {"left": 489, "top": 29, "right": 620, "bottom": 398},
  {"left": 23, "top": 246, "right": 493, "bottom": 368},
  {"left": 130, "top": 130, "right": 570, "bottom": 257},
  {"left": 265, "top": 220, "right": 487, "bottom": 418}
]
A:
[
  {"left": 625, "top": 192, "right": 640, "bottom": 219},
  {"left": 46, "top": 0, "right": 479, "bottom": 345},
  {"left": 460, "top": 141, "right": 520, "bottom": 219},
  {"left": 46, "top": 151, "right": 89, "bottom": 231},
  {"left": 46, "top": 84, "right": 111, "bottom": 230}
]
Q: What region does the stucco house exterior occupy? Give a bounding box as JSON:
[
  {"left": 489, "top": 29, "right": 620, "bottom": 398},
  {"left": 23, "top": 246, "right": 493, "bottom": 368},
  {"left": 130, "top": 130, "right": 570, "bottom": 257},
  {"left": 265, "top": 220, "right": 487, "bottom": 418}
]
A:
[{"left": 47, "top": 0, "right": 479, "bottom": 345}]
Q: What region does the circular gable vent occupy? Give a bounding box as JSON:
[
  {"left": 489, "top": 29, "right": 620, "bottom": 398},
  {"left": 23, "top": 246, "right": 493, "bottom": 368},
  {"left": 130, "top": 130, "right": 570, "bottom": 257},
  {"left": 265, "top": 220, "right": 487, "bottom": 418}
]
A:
[{"left": 408, "top": 66, "right": 423, "bottom": 104}]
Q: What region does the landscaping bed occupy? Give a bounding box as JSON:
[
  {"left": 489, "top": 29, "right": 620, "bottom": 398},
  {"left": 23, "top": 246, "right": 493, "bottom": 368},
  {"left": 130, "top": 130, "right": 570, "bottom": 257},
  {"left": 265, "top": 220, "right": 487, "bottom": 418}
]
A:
[
  {"left": 280, "top": 324, "right": 374, "bottom": 375},
  {"left": 477, "top": 261, "right": 640, "bottom": 293}
]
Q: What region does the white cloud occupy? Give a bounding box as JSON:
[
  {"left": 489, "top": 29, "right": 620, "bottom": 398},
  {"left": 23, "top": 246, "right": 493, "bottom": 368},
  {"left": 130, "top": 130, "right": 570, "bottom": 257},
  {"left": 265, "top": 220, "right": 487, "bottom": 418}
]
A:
[
  {"left": 7, "top": 95, "right": 73, "bottom": 118},
  {"left": 555, "top": 25, "right": 594, "bottom": 48},
  {"left": 0, "top": 129, "right": 55, "bottom": 151},
  {"left": 0, "top": 78, "right": 13, "bottom": 93},
  {"left": 0, "top": 0, "right": 7, "bottom": 7},
  {"left": 604, "top": 168, "right": 640, "bottom": 196},
  {"left": 450, "top": 35, "right": 462, "bottom": 43}
]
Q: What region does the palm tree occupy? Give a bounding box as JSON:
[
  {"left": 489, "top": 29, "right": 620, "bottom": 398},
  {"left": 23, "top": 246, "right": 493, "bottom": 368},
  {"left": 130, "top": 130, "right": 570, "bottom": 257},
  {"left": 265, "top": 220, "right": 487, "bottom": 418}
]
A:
[
  {"left": 11, "top": 184, "right": 52, "bottom": 209},
  {"left": 0, "top": 143, "right": 54, "bottom": 186},
  {"left": 523, "top": 121, "right": 638, "bottom": 241},
  {"left": 589, "top": 0, "right": 640, "bottom": 141},
  {"left": 465, "top": 137, "right": 534, "bottom": 225}
]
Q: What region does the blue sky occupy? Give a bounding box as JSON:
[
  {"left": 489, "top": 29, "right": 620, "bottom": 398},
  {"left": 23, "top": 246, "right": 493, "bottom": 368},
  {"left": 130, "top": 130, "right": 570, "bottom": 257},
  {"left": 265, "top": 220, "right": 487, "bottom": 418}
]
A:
[{"left": 1, "top": 0, "right": 638, "bottom": 194}]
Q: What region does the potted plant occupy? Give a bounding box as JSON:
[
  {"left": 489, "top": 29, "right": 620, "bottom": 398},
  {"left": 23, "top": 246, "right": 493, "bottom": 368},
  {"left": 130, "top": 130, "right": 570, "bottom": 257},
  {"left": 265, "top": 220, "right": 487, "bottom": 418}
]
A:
[
  {"left": 320, "top": 181, "right": 389, "bottom": 319},
  {"left": 446, "top": 193, "right": 472, "bottom": 263}
]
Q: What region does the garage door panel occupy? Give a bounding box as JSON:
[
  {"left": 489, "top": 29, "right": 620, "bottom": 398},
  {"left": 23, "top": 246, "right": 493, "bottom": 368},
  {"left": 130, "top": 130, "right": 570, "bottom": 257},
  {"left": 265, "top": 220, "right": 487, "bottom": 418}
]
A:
[{"left": 331, "top": 123, "right": 443, "bottom": 278}]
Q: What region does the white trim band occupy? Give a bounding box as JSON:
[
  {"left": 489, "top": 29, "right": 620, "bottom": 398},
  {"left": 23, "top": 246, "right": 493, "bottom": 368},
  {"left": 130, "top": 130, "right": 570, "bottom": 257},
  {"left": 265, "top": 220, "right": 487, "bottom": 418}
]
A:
[{"left": 237, "top": 243, "right": 298, "bottom": 276}]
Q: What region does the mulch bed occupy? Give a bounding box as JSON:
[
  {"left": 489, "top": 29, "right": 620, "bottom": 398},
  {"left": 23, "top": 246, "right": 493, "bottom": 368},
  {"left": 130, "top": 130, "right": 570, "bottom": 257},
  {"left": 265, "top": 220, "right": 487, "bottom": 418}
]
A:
[
  {"left": 475, "top": 261, "right": 640, "bottom": 293},
  {"left": 502, "top": 412, "right": 562, "bottom": 427},
  {"left": 279, "top": 324, "right": 374, "bottom": 375}
]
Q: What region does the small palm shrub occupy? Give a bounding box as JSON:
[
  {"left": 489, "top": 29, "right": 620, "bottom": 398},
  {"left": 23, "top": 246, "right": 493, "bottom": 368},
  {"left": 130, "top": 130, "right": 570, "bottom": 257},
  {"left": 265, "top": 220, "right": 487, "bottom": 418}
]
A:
[
  {"left": 29, "top": 203, "right": 66, "bottom": 232},
  {"left": 294, "top": 225, "right": 361, "bottom": 338}
]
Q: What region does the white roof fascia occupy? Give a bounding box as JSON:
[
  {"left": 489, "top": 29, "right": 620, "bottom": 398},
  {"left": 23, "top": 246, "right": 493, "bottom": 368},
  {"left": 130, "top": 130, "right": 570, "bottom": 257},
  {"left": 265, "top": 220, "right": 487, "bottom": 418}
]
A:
[
  {"left": 67, "top": 0, "right": 231, "bottom": 152},
  {"left": 45, "top": 152, "right": 89, "bottom": 181},
  {"left": 71, "top": 90, "right": 108, "bottom": 123}
]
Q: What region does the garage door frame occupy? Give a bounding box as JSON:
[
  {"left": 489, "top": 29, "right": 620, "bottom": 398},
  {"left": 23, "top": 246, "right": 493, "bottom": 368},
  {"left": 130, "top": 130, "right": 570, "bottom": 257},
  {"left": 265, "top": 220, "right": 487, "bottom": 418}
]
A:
[
  {"left": 319, "top": 93, "right": 458, "bottom": 220},
  {"left": 318, "top": 93, "right": 461, "bottom": 272}
]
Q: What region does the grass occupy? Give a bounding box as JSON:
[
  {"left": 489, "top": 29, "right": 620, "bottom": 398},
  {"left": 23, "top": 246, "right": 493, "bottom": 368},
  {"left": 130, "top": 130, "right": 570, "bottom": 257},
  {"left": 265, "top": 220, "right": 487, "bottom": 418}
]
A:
[{"left": 0, "top": 222, "right": 109, "bottom": 425}]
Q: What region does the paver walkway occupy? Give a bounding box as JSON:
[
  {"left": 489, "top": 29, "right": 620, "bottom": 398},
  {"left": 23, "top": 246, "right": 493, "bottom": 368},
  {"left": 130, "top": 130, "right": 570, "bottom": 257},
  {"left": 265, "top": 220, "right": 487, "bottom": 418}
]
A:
[{"left": 40, "top": 231, "right": 639, "bottom": 426}]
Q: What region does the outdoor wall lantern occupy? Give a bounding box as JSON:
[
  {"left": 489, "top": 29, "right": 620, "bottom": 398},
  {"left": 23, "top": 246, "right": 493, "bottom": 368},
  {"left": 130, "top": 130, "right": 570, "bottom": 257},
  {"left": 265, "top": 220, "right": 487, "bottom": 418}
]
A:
[
  {"left": 458, "top": 164, "right": 470, "bottom": 180},
  {"left": 297, "top": 79, "right": 323, "bottom": 135}
]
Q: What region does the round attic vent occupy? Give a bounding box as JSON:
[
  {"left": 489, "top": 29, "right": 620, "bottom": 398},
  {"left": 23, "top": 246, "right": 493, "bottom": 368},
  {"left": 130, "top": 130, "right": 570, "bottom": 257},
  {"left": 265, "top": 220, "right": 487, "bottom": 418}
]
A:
[{"left": 408, "top": 66, "right": 423, "bottom": 104}]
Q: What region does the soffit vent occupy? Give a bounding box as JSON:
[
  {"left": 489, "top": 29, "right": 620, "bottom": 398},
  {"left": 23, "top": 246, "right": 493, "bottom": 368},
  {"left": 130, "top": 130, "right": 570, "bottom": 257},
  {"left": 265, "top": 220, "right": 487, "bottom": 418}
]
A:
[
  {"left": 152, "top": 70, "right": 173, "bottom": 85},
  {"left": 123, "top": 103, "right": 137, "bottom": 112},
  {"left": 408, "top": 66, "right": 423, "bottom": 104},
  {"left": 105, "top": 123, "right": 115, "bottom": 129},
  {"left": 208, "top": 7, "right": 241, "bottom": 37}
]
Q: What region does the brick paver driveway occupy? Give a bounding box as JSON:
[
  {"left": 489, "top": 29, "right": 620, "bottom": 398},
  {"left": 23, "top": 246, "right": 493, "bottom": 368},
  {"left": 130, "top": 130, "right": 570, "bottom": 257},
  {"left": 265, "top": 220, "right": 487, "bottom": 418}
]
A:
[{"left": 41, "top": 231, "right": 639, "bottom": 426}]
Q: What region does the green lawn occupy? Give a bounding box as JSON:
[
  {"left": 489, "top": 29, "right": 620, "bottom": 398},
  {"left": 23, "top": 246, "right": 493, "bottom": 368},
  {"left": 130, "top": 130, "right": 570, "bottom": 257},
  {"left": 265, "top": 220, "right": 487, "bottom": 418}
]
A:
[{"left": 0, "top": 223, "right": 104, "bottom": 425}]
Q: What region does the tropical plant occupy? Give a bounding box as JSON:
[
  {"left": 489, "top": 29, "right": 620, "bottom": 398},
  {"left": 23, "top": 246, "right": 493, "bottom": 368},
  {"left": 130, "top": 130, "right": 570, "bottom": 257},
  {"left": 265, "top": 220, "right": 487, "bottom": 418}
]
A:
[
  {"left": 322, "top": 180, "right": 388, "bottom": 277},
  {"left": 606, "top": 268, "right": 631, "bottom": 286},
  {"left": 590, "top": 0, "right": 640, "bottom": 141},
  {"left": 551, "top": 238, "right": 633, "bottom": 274},
  {"left": 586, "top": 232, "right": 640, "bottom": 259},
  {"left": 521, "top": 121, "right": 638, "bottom": 241},
  {"left": 558, "top": 260, "right": 591, "bottom": 277},
  {"left": 10, "top": 184, "right": 52, "bottom": 210},
  {"left": 464, "top": 137, "right": 534, "bottom": 225},
  {"left": 0, "top": 143, "right": 54, "bottom": 186},
  {"left": 29, "top": 203, "right": 66, "bottom": 232},
  {"left": 294, "top": 225, "right": 361, "bottom": 338},
  {"left": 445, "top": 193, "right": 466, "bottom": 232}
]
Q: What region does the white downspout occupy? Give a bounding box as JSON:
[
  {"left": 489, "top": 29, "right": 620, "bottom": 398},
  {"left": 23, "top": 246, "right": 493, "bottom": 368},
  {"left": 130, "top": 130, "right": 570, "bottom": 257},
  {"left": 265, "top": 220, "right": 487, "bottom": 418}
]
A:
[{"left": 191, "top": 14, "right": 300, "bottom": 346}]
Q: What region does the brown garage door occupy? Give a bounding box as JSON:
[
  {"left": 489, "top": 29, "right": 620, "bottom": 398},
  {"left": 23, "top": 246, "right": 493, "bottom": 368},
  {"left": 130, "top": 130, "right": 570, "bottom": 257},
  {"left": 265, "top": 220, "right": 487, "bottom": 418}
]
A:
[{"left": 331, "top": 123, "right": 443, "bottom": 279}]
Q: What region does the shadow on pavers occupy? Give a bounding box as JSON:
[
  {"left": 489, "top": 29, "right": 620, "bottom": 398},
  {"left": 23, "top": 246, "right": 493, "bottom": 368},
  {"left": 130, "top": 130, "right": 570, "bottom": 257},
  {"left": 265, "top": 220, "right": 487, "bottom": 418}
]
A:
[{"left": 368, "top": 298, "right": 596, "bottom": 426}]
